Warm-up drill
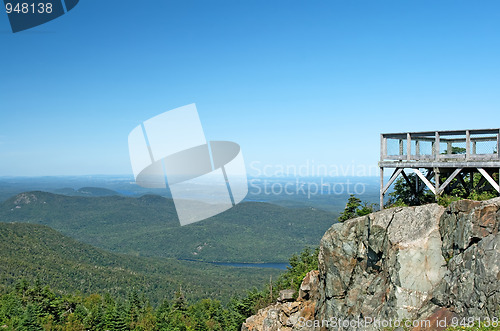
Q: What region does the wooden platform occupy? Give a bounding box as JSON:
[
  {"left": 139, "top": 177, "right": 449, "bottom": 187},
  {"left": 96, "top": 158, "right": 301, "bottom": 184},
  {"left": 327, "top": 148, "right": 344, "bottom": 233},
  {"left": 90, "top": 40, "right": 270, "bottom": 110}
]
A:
[{"left": 379, "top": 129, "right": 500, "bottom": 209}]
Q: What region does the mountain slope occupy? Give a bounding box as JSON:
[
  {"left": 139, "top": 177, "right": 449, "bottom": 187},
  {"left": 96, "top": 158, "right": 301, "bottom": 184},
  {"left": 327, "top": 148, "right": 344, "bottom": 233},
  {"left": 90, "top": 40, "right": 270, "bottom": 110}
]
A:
[
  {"left": 0, "top": 191, "right": 336, "bottom": 262},
  {"left": 0, "top": 222, "right": 280, "bottom": 305}
]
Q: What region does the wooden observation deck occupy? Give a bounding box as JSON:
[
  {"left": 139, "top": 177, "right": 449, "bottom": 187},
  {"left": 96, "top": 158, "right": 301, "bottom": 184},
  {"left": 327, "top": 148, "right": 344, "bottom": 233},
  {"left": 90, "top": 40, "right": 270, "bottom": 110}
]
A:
[{"left": 379, "top": 129, "right": 500, "bottom": 209}]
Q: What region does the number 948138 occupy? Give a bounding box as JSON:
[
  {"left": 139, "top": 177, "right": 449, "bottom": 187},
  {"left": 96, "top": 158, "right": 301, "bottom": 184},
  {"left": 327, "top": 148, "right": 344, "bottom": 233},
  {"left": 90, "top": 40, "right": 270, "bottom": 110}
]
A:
[{"left": 6, "top": 2, "right": 53, "bottom": 14}]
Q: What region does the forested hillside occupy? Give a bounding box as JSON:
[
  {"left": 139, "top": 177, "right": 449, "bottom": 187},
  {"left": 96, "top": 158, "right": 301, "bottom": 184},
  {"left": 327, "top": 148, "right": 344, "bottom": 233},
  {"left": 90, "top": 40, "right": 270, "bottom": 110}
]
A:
[
  {"left": 0, "top": 191, "right": 336, "bottom": 262},
  {"left": 0, "top": 222, "right": 280, "bottom": 305},
  {"left": 0, "top": 246, "right": 321, "bottom": 331},
  {"left": 0, "top": 221, "right": 321, "bottom": 330}
]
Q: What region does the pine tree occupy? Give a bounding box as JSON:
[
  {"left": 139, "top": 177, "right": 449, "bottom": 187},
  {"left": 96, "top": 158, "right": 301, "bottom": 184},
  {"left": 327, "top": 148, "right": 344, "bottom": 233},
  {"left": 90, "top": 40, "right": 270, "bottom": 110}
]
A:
[
  {"left": 172, "top": 288, "right": 187, "bottom": 313},
  {"left": 338, "top": 194, "right": 362, "bottom": 222},
  {"left": 19, "top": 304, "right": 43, "bottom": 331}
]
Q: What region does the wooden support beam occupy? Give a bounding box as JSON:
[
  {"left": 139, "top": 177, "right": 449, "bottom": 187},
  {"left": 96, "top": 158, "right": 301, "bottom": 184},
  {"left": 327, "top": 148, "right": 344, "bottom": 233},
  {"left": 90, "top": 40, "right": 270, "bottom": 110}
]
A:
[
  {"left": 437, "top": 168, "right": 463, "bottom": 195},
  {"left": 469, "top": 171, "right": 474, "bottom": 191},
  {"left": 414, "top": 169, "right": 436, "bottom": 195},
  {"left": 478, "top": 168, "right": 500, "bottom": 193},
  {"left": 476, "top": 175, "right": 486, "bottom": 191},
  {"left": 415, "top": 170, "right": 419, "bottom": 193},
  {"left": 380, "top": 167, "right": 384, "bottom": 210},
  {"left": 415, "top": 169, "right": 434, "bottom": 193},
  {"left": 457, "top": 173, "right": 470, "bottom": 197},
  {"left": 434, "top": 168, "right": 440, "bottom": 195},
  {"left": 401, "top": 169, "right": 411, "bottom": 187},
  {"left": 382, "top": 168, "right": 403, "bottom": 195}
]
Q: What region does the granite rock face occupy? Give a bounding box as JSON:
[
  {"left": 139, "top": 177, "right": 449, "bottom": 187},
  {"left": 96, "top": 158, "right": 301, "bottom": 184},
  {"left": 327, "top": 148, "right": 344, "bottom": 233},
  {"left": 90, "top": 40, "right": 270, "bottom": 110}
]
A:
[
  {"left": 425, "top": 198, "right": 500, "bottom": 321},
  {"left": 242, "top": 198, "right": 500, "bottom": 331},
  {"left": 315, "top": 198, "right": 500, "bottom": 330},
  {"left": 316, "top": 203, "right": 447, "bottom": 327}
]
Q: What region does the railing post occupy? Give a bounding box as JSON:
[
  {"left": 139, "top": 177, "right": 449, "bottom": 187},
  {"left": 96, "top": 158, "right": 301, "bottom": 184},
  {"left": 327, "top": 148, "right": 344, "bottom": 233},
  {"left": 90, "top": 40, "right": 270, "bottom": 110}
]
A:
[
  {"left": 407, "top": 133, "right": 411, "bottom": 161},
  {"left": 380, "top": 167, "right": 384, "bottom": 210},
  {"left": 466, "top": 130, "right": 470, "bottom": 160},
  {"left": 435, "top": 132, "right": 440, "bottom": 160},
  {"left": 497, "top": 129, "right": 500, "bottom": 159},
  {"left": 399, "top": 139, "right": 403, "bottom": 156},
  {"left": 434, "top": 168, "right": 440, "bottom": 198},
  {"left": 380, "top": 134, "right": 386, "bottom": 161}
]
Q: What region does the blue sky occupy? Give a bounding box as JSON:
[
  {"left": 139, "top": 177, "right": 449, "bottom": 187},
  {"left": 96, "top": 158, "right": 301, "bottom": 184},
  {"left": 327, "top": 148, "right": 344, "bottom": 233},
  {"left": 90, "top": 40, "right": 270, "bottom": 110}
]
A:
[{"left": 1, "top": 0, "right": 499, "bottom": 176}]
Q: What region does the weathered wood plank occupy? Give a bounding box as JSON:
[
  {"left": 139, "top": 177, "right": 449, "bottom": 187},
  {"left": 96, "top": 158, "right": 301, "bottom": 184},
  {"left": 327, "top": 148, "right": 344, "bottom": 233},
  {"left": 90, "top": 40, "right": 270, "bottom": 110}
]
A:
[
  {"left": 380, "top": 167, "right": 384, "bottom": 210},
  {"left": 414, "top": 169, "right": 436, "bottom": 195},
  {"left": 437, "top": 168, "right": 463, "bottom": 195},
  {"left": 478, "top": 168, "right": 500, "bottom": 193},
  {"left": 382, "top": 168, "right": 403, "bottom": 195}
]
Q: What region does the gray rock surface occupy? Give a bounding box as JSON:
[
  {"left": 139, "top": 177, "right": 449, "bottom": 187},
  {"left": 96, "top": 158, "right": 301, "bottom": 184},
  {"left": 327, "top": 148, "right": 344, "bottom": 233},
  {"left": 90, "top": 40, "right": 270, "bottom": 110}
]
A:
[
  {"left": 241, "top": 270, "right": 319, "bottom": 331},
  {"left": 243, "top": 198, "right": 500, "bottom": 331},
  {"left": 427, "top": 198, "right": 500, "bottom": 320},
  {"left": 316, "top": 203, "right": 447, "bottom": 329}
]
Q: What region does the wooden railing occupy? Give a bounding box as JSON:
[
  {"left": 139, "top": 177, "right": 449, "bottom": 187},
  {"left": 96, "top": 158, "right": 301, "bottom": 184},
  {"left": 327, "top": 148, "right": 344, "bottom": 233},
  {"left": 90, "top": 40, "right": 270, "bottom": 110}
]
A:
[{"left": 380, "top": 129, "right": 500, "bottom": 162}]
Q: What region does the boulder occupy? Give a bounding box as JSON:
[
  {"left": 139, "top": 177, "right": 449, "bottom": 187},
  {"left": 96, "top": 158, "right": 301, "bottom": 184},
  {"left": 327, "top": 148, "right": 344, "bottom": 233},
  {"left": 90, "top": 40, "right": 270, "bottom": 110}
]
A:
[{"left": 242, "top": 271, "right": 320, "bottom": 331}]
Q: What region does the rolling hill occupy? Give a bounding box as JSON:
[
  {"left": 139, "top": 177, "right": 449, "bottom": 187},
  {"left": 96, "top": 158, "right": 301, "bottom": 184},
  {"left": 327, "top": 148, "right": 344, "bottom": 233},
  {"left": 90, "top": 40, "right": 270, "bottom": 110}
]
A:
[
  {"left": 0, "top": 191, "right": 336, "bottom": 262},
  {"left": 0, "top": 222, "right": 280, "bottom": 305}
]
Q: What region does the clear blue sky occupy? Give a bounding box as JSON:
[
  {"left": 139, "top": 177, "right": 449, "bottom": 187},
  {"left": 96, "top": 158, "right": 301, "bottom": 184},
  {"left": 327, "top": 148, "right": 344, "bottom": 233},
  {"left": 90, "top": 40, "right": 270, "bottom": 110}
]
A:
[{"left": 1, "top": 0, "right": 499, "bottom": 176}]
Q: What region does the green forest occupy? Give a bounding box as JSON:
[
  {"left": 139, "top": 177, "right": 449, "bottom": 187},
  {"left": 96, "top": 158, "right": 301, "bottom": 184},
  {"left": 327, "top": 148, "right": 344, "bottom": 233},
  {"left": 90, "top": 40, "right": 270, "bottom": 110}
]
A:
[
  {"left": 0, "top": 191, "right": 336, "bottom": 263},
  {"left": 0, "top": 222, "right": 281, "bottom": 305},
  {"left": 0, "top": 191, "right": 326, "bottom": 330},
  {"left": 0, "top": 243, "right": 320, "bottom": 331}
]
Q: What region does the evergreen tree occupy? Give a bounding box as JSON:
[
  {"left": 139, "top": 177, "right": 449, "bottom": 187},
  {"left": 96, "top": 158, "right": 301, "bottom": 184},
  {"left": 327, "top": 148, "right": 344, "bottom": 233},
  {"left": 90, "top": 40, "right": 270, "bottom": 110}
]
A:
[
  {"left": 338, "top": 195, "right": 375, "bottom": 222},
  {"left": 104, "top": 304, "right": 128, "bottom": 331},
  {"left": 19, "top": 304, "right": 43, "bottom": 331},
  {"left": 155, "top": 298, "right": 171, "bottom": 328},
  {"left": 172, "top": 288, "right": 187, "bottom": 313}
]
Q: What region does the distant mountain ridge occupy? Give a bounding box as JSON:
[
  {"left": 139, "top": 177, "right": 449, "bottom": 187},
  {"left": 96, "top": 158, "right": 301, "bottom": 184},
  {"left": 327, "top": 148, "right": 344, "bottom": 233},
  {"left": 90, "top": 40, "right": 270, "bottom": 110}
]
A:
[
  {"left": 53, "top": 186, "right": 121, "bottom": 197},
  {"left": 0, "top": 191, "right": 337, "bottom": 263}
]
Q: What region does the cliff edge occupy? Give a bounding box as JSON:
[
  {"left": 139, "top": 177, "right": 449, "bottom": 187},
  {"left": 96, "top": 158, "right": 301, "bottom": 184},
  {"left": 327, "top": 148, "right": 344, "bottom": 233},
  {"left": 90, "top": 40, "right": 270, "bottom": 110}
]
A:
[{"left": 242, "top": 198, "right": 500, "bottom": 330}]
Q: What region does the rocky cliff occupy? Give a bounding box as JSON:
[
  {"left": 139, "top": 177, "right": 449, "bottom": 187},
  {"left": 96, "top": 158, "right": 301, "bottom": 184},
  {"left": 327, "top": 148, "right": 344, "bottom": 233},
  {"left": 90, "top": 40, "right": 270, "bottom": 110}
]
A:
[{"left": 242, "top": 198, "right": 500, "bottom": 330}]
